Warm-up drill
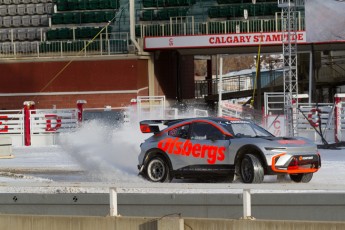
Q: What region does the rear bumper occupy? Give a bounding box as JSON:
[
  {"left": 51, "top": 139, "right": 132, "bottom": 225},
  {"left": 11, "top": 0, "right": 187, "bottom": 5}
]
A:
[{"left": 271, "top": 153, "right": 321, "bottom": 174}]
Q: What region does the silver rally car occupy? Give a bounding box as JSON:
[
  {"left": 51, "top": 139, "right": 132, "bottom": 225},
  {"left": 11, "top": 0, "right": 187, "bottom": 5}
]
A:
[{"left": 138, "top": 117, "right": 321, "bottom": 183}]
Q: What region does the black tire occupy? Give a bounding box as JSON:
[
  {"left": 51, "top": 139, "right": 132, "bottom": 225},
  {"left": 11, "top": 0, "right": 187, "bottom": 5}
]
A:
[
  {"left": 240, "top": 154, "right": 264, "bottom": 183},
  {"left": 145, "top": 156, "right": 171, "bottom": 183},
  {"left": 289, "top": 173, "right": 313, "bottom": 183}
]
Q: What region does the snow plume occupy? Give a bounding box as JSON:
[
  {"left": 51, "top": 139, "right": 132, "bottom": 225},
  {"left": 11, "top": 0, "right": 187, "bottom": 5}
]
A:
[{"left": 58, "top": 119, "right": 147, "bottom": 183}]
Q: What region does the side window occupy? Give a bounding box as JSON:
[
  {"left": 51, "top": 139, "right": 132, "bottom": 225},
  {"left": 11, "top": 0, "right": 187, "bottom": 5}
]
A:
[
  {"left": 168, "top": 124, "right": 190, "bottom": 139},
  {"left": 191, "top": 122, "right": 224, "bottom": 140}
]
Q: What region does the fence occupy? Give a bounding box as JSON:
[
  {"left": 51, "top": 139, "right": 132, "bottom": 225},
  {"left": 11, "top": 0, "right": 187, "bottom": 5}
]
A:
[
  {"left": 29, "top": 109, "right": 78, "bottom": 146},
  {"left": 136, "top": 15, "right": 305, "bottom": 38},
  {"left": 0, "top": 32, "right": 129, "bottom": 59},
  {"left": 264, "top": 92, "right": 345, "bottom": 144},
  {"left": 0, "top": 102, "right": 80, "bottom": 146},
  {"left": 0, "top": 110, "right": 24, "bottom": 146}
]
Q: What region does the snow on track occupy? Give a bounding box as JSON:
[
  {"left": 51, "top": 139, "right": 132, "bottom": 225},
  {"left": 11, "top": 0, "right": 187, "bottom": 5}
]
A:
[{"left": 0, "top": 120, "right": 344, "bottom": 193}]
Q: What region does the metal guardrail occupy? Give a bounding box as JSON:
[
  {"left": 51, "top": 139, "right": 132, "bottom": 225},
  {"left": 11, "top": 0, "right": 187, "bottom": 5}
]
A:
[
  {"left": 195, "top": 71, "right": 283, "bottom": 99},
  {"left": 0, "top": 33, "right": 130, "bottom": 59},
  {"left": 136, "top": 16, "right": 305, "bottom": 38}
]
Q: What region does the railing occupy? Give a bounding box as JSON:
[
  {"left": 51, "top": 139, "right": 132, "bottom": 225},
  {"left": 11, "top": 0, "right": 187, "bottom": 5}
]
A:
[
  {"left": 136, "top": 16, "right": 305, "bottom": 38},
  {"left": 0, "top": 32, "right": 130, "bottom": 59},
  {"left": 195, "top": 70, "right": 283, "bottom": 99}
]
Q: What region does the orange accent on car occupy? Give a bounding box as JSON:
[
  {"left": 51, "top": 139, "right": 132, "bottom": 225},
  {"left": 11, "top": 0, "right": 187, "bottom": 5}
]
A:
[
  {"left": 271, "top": 153, "right": 320, "bottom": 174},
  {"left": 278, "top": 140, "right": 306, "bottom": 145},
  {"left": 222, "top": 116, "right": 241, "bottom": 121}
]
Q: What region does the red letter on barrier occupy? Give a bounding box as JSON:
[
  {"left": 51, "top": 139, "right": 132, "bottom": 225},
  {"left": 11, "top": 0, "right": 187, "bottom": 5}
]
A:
[
  {"left": 45, "top": 114, "right": 62, "bottom": 132},
  {"left": 0, "top": 116, "right": 8, "bottom": 133}
]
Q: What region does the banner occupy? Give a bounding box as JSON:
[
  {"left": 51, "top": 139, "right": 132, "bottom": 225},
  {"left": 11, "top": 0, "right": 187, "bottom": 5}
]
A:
[{"left": 144, "top": 31, "right": 306, "bottom": 50}]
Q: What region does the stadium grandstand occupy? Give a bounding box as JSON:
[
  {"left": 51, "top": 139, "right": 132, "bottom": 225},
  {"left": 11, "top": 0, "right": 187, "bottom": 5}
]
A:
[{"left": 0, "top": 0, "right": 344, "bottom": 111}]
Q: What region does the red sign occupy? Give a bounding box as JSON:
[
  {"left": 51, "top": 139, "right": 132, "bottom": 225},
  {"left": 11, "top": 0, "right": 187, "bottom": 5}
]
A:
[
  {"left": 45, "top": 114, "right": 62, "bottom": 132},
  {"left": 158, "top": 137, "right": 225, "bottom": 164},
  {"left": 0, "top": 116, "right": 8, "bottom": 133}
]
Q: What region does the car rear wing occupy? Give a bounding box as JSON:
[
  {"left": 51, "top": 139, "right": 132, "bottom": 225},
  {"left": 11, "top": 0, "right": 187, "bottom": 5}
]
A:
[{"left": 139, "top": 119, "right": 188, "bottom": 133}]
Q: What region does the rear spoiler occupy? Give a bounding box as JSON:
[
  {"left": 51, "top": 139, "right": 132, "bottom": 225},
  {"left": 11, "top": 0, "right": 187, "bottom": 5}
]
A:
[{"left": 139, "top": 119, "right": 188, "bottom": 133}]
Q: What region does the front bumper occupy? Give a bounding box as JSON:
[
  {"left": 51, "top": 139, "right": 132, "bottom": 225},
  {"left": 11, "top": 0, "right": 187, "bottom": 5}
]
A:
[{"left": 271, "top": 153, "right": 321, "bottom": 174}]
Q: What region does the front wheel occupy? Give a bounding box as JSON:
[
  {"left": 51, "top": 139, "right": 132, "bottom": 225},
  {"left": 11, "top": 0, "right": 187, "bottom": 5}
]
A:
[
  {"left": 289, "top": 173, "right": 313, "bottom": 183},
  {"left": 145, "top": 156, "right": 171, "bottom": 182},
  {"left": 240, "top": 154, "right": 264, "bottom": 183}
]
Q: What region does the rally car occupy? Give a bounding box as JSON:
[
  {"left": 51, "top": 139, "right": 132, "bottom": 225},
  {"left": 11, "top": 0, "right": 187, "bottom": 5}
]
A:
[{"left": 137, "top": 117, "right": 321, "bottom": 183}]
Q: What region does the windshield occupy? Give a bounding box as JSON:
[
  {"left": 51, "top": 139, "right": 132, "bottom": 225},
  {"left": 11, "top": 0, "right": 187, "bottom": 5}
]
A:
[{"left": 219, "top": 121, "right": 273, "bottom": 138}]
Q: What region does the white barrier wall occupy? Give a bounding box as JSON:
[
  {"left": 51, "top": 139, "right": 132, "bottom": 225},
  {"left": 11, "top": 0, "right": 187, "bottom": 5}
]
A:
[
  {"left": 30, "top": 109, "right": 78, "bottom": 146},
  {"left": 0, "top": 110, "right": 24, "bottom": 146},
  {"left": 0, "top": 108, "right": 78, "bottom": 147}
]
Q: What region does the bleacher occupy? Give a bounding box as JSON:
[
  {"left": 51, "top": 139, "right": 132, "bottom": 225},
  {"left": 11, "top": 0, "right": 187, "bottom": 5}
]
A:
[
  {"left": 0, "top": 0, "right": 130, "bottom": 56},
  {"left": 0, "top": 0, "right": 305, "bottom": 57},
  {"left": 135, "top": 0, "right": 301, "bottom": 37}
]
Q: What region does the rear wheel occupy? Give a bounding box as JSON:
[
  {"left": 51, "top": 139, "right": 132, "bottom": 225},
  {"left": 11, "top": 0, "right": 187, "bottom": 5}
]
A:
[
  {"left": 145, "top": 156, "right": 171, "bottom": 182},
  {"left": 289, "top": 173, "right": 313, "bottom": 183},
  {"left": 240, "top": 154, "right": 264, "bottom": 183}
]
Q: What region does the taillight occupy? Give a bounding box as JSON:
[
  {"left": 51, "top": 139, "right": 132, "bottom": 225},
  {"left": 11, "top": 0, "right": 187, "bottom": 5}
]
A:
[
  {"left": 140, "top": 124, "right": 151, "bottom": 133},
  {"left": 287, "top": 157, "right": 299, "bottom": 170}
]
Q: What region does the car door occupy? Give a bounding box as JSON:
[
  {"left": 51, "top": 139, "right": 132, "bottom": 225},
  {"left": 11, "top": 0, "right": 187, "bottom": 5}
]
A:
[{"left": 187, "top": 122, "right": 231, "bottom": 166}]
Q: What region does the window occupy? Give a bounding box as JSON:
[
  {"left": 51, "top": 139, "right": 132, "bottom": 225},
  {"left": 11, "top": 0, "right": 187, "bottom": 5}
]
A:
[
  {"left": 191, "top": 122, "right": 224, "bottom": 140},
  {"left": 168, "top": 124, "right": 190, "bottom": 139}
]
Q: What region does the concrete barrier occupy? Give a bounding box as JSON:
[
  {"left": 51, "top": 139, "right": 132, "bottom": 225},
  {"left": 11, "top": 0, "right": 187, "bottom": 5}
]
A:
[
  {"left": 0, "top": 215, "right": 345, "bottom": 230},
  {"left": 0, "top": 137, "right": 13, "bottom": 159}
]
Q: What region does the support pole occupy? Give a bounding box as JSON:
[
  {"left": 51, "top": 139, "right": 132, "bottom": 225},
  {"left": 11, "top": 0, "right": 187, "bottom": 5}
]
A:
[
  {"left": 77, "top": 100, "right": 87, "bottom": 123},
  {"left": 243, "top": 189, "right": 252, "bottom": 219},
  {"left": 23, "top": 101, "right": 35, "bottom": 146},
  {"left": 109, "top": 188, "right": 118, "bottom": 216},
  {"left": 218, "top": 56, "right": 223, "bottom": 117}
]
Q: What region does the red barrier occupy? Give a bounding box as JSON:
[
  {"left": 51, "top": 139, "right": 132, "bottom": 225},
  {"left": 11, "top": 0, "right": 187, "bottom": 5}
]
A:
[
  {"left": 77, "top": 100, "right": 87, "bottom": 123},
  {"left": 23, "top": 101, "right": 35, "bottom": 146}
]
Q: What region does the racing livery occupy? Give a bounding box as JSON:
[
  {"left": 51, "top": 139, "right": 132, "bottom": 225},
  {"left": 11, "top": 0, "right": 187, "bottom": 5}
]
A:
[{"left": 138, "top": 117, "right": 321, "bottom": 183}]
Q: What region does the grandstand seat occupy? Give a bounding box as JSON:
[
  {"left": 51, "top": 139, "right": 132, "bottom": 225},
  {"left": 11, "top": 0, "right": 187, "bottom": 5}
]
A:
[
  {"left": 0, "top": 6, "right": 7, "bottom": 16},
  {"left": 66, "top": 0, "right": 78, "bottom": 11},
  {"left": 87, "top": 0, "right": 99, "bottom": 10},
  {"left": 57, "top": 0, "right": 69, "bottom": 11},
  {"left": 140, "top": 10, "right": 155, "bottom": 21},
  {"left": 21, "top": 0, "right": 31, "bottom": 3},
  {"left": 62, "top": 12, "right": 75, "bottom": 24},
  {"left": 27, "top": 28, "right": 38, "bottom": 40},
  {"left": 0, "top": 17, "right": 2, "bottom": 27},
  {"left": 52, "top": 13, "right": 64, "bottom": 24},
  {"left": 82, "top": 11, "right": 95, "bottom": 23},
  {"left": 77, "top": 0, "right": 88, "bottom": 10},
  {"left": 17, "top": 4, "right": 26, "bottom": 15},
  {"left": 36, "top": 3, "right": 45, "bottom": 14},
  {"left": 40, "top": 14, "right": 49, "bottom": 25},
  {"left": 93, "top": 11, "right": 105, "bottom": 23},
  {"left": 46, "top": 29, "right": 58, "bottom": 40},
  {"left": 2, "top": 42, "right": 13, "bottom": 54},
  {"left": 31, "top": 15, "right": 41, "bottom": 26},
  {"left": 26, "top": 4, "right": 36, "bottom": 15},
  {"left": 12, "top": 0, "right": 21, "bottom": 4},
  {"left": 45, "top": 3, "right": 54, "bottom": 13},
  {"left": 12, "top": 16, "right": 21, "bottom": 27},
  {"left": 0, "top": 30, "right": 10, "bottom": 41},
  {"left": 16, "top": 29, "right": 27, "bottom": 40},
  {"left": 142, "top": 0, "right": 156, "bottom": 8},
  {"left": 104, "top": 11, "right": 116, "bottom": 21},
  {"left": 102, "top": 0, "right": 119, "bottom": 9},
  {"left": 8, "top": 5, "right": 17, "bottom": 16},
  {"left": 3, "top": 0, "right": 11, "bottom": 4},
  {"left": 3, "top": 16, "right": 12, "bottom": 27},
  {"left": 58, "top": 27, "right": 73, "bottom": 39}
]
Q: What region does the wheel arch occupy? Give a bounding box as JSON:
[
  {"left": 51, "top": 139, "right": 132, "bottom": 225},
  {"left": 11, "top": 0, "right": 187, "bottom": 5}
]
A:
[
  {"left": 143, "top": 148, "right": 173, "bottom": 171},
  {"left": 235, "top": 145, "right": 268, "bottom": 173}
]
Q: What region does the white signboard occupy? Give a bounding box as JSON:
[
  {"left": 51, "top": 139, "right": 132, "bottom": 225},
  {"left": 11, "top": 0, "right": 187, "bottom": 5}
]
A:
[
  {"left": 266, "top": 115, "right": 286, "bottom": 137},
  {"left": 144, "top": 31, "right": 306, "bottom": 50}
]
